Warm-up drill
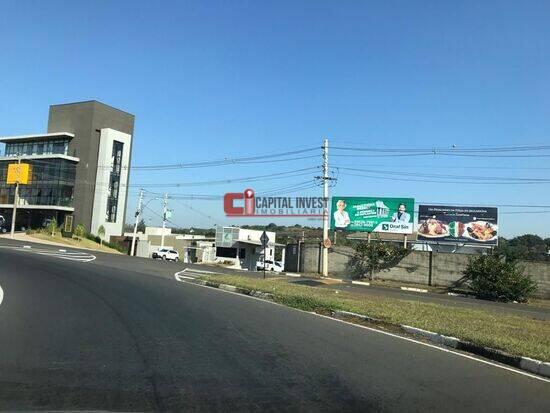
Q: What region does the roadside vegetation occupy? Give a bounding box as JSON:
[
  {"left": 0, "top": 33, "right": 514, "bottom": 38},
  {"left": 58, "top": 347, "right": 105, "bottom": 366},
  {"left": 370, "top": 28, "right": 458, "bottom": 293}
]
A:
[
  {"left": 197, "top": 274, "right": 550, "bottom": 361},
  {"left": 26, "top": 224, "right": 126, "bottom": 254},
  {"left": 464, "top": 255, "right": 537, "bottom": 302},
  {"left": 350, "top": 242, "right": 409, "bottom": 280}
]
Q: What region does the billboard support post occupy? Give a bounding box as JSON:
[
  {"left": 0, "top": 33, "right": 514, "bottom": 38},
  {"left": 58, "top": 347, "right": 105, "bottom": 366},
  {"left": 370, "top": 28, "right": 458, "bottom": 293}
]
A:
[
  {"left": 428, "top": 251, "right": 433, "bottom": 286},
  {"left": 403, "top": 234, "right": 408, "bottom": 249},
  {"left": 367, "top": 232, "right": 371, "bottom": 244}
]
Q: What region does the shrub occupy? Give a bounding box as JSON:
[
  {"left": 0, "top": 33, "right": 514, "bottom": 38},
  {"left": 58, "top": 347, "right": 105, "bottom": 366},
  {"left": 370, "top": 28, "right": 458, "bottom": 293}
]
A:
[
  {"left": 46, "top": 218, "right": 57, "bottom": 236},
  {"left": 464, "top": 255, "right": 537, "bottom": 302},
  {"left": 97, "top": 225, "right": 105, "bottom": 245},
  {"left": 350, "top": 241, "right": 409, "bottom": 280},
  {"left": 85, "top": 232, "right": 101, "bottom": 243},
  {"left": 73, "top": 224, "right": 86, "bottom": 241}
]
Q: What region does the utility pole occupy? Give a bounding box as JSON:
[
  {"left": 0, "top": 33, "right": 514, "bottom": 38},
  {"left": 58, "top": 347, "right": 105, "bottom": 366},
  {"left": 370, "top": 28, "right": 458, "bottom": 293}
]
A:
[
  {"left": 10, "top": 158, "right": 21, "bottom": 239},
  {"left": 130, "top": 189, "right": 144, "bottom": 256},
  {"left": 322, "top": 138, "right": 329, "bottom": 276},
  {"left": 161, "top": 192, "right": 168, "bottom": 248}
]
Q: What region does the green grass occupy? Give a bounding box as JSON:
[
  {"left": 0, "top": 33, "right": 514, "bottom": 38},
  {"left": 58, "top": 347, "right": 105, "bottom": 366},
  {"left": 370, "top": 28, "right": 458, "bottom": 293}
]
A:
[
  {"left": 29, "top": 232, "right": 122, "bottom": 254},
  {"left": 199, "top": 274, "right": 550, "bottom": 362}
]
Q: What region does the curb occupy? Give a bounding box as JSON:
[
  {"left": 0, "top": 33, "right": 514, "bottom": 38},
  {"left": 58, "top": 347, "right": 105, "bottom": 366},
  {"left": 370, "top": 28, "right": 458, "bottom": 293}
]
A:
[
  {"left": 398, "top": 325, "right": 550, "bottom": 378},
  {"left": 187, "top": 278, "right": 275, "bottom": 300},
  {"left": 181, "top": 277, "right": 550, "bottom": 379}
]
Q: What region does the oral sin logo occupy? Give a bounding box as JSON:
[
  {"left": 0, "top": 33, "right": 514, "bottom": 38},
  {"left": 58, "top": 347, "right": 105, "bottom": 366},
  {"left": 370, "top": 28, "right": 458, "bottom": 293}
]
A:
[{"left": 224, "top": 188, "right": 255, "bottom": 216}]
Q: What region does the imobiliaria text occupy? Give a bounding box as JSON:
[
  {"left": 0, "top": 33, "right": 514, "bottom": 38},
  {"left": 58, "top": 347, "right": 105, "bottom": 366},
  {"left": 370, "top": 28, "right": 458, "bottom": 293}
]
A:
[{"left": 224, "top": 189, "right": 325, "bottom": 217}]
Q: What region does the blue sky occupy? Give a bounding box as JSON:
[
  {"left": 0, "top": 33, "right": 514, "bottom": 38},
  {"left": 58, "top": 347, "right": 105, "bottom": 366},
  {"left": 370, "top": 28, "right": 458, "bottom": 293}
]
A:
[{"left": 1, "top": 1, "right": 549, "bottom": 237}]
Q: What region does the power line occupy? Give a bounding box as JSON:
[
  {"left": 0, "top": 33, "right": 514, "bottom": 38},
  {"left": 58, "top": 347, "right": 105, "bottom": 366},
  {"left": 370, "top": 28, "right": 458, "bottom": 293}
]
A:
[
  {"left": 133, "top": 167, "right": 319, "bottom": 187},
  {"left": 335, "top": 167, "right": 550, "bottom": 183},
  {"left": 331, "top": 144, "right": 550, "bottom": 153},
  {"left": 99, "top": 147, "right": 320, "bottom": 170},
  {"left": 338, "top": 172, "right": 550, "bottom": 185}
]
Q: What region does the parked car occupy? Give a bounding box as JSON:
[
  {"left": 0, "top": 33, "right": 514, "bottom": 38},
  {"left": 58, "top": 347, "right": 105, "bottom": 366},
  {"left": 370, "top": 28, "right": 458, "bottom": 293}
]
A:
[
  {"left": 152, "top": 248, "right": 179, "bottom": 261},
  {"left": 256, "top": 259, "right": 283, "bottom": 272}
]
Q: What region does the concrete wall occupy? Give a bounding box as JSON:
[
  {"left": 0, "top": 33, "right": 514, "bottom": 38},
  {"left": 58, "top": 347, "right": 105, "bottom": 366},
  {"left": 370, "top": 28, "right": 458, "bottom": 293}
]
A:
[{"left": 301, "top": 244, "right": 550, "bottom": 298}]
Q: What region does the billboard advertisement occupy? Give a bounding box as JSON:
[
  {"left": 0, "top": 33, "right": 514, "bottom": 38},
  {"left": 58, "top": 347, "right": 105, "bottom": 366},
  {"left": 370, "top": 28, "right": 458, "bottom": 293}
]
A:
[
  {"left": 417, "top": 205, "right": 498, "bottom": 245},
  {"left": 330, "top": 197, "right": 414, "bottom": 234}
]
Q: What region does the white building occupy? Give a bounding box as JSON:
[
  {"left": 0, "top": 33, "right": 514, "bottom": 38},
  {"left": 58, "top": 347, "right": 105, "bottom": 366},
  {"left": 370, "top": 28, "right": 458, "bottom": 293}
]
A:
[{"left": 215, "top": 226, "right": 284, "bottom": 271}]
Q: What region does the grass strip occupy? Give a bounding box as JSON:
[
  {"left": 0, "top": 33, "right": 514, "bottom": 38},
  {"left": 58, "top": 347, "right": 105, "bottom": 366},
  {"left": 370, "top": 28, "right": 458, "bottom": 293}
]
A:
[{"left": 199, "top": 274, "right": 550, "bottom": 362}]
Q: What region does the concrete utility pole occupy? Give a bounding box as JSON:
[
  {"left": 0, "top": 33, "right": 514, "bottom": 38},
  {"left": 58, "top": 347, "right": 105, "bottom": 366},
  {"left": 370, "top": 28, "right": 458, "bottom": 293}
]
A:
[
  {"left": 130, "top": 189, "right": 144, "bottom": 256},
  {"left": 10, "top": 158, "right": 21, "bottom": 239},
  {"left": 161, "top": 192, "right": 168, "bottom": 248},
  {"left": 322, "top": 138, "right": 329, "bottom": 276}
]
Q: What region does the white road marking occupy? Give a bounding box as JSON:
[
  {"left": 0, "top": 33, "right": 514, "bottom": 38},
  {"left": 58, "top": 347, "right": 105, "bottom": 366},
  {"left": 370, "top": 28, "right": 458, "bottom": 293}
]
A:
[
  {"left": 352, "top": 280, "right": 371, "bottom": 286},
  {"left": 183, "top": 268, "right": 216, "bottom": 274},
  {"left": 0, "top": 245, "right": 96, "bottom": 262},
  {"left": 282, "top": 272, "right": 302, "bottom": 278},
  {"left": 23, "top": 245, "right": 31, "bottom": 249},
  {"left": 173, "top": 274, "right": 550, "bottom": 383},
  {"left": 401, "top": 286, "right": 428, "bottom": 293},
  {"left": 0, "top": 284, "right": 3, "bottom": 306}
]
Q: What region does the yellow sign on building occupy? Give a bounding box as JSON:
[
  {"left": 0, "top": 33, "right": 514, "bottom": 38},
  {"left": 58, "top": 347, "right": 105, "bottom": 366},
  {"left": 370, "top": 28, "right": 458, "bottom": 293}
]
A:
[{"left": 7, "top": 163, "right": 31, "bottom": 184}]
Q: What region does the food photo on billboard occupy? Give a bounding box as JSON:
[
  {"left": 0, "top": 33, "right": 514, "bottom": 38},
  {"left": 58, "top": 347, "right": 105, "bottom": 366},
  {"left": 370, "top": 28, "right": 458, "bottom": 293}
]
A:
[{"left": 417, "top": 205, "right": 498, "bottom": 245}]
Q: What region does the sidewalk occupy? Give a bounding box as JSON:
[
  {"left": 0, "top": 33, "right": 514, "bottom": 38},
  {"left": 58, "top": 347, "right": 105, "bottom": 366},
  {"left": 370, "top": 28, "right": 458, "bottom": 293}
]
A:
[{"left": 0, "top": 233, "right": 120, "bottom": 254}]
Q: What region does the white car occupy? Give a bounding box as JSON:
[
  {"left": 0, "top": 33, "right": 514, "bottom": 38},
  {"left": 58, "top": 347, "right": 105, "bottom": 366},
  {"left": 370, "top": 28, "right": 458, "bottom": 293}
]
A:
[
  {"left": 256, "top": 259, "right": 283, "bottom": 272},
  {"left": 153, "top": 248, "right": 179, "bottom": 261}
]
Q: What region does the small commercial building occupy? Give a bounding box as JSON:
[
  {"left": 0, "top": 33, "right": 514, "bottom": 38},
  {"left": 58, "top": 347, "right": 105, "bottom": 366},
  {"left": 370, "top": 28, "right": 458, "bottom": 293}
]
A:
[
  {"left": 125, "top": 227, "right": 215, "bottom": 263},
  {"left": 0, "top": 101, "right": 134, "bottom": 239},
  {"left": 214, "top": 226, "right": 284, "bottom": 271}
]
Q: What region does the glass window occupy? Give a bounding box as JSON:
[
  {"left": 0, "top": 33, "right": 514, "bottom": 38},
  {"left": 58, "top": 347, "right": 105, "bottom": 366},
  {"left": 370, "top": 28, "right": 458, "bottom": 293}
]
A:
[{"left": 106, "top": 141, "right": 124, "bottom": 222}]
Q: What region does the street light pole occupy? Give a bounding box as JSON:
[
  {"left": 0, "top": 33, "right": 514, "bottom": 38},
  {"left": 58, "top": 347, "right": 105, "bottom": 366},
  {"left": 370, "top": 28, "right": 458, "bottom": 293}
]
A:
[
  {"left": 161, "top": 192, "right": 168, "bottom": 248},
  {"left": 322, "top": 138, "right": 329, "bottom": 276},
  {"left": 130, "top": 188, "right": 144, "bottom": 256}
]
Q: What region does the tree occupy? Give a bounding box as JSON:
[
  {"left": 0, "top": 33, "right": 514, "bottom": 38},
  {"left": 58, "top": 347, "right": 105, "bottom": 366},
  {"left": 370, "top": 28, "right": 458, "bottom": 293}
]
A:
[
  {"left": 74, "top": 224, "right": 85, "bottom": 241},
  {"left": 464, "top": 255, "right": 537, "bottom": 302},
  {"left": 46, "top": 218, "right": 57, "bottom": 237},
  {"left": 495, "top": 234, "right": 549, "bottom": 261},
  {"left": 350, "top": 241, "right": 409, "bottom": 280},
  {"left": 97, "top": 225, "right": 105, "bottom": 245},
  {"left": 137, "top": 219, "right": 146, "bottom": 232}
]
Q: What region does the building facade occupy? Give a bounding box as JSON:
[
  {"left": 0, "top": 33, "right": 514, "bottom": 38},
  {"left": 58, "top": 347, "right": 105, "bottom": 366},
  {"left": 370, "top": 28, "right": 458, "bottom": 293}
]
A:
[{"left": 0, "top": 101, "right": 134, "bottom": 239}]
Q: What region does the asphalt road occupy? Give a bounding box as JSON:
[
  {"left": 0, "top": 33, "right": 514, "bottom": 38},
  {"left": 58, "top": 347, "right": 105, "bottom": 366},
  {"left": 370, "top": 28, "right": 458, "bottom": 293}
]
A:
[{"left": 0, "top": 242, "right": 549, "bottom": 412}]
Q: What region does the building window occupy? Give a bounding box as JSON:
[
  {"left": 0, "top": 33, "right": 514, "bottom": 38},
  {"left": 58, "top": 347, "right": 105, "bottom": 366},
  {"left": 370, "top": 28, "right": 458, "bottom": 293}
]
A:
[
  {"left": 4, "top": 139, "right": 69, "bottom": 157},
  {"left": 106, "top": 141, "right": 123, "bottom": 222}
]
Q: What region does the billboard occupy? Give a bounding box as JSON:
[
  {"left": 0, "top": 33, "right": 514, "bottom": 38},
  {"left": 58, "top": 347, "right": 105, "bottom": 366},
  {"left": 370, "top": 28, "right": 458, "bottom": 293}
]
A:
[
  {"left": 330, "top": 197, "right": 414, "bottom": 234},
  {"left": 417, "top": 205, "right": 498, "bottom": 245}
]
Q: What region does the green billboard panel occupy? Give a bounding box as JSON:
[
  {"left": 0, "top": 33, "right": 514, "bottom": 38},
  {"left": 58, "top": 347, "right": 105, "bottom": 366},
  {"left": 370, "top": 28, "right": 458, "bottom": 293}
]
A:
[{"left": 331, "top": 197, "right": 414, "bottom": 234}]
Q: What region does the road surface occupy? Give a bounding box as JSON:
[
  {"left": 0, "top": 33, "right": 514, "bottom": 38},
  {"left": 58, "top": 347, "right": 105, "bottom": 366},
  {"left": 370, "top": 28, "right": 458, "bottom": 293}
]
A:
[{"left": 0, "top": 241, "right": 548, "bottom": 412}]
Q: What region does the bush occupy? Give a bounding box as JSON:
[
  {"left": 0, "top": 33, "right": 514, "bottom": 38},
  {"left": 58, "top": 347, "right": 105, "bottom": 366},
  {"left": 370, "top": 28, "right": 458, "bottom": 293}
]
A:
[
  {"left": 464, "top": 255, "right": 537, "bottom": 302},
  {"left": 85, "top": 232, "right": 101, "bottom": 243},
  {"left": 350, "top": 241, "right": 409, "bottom": 280},
  {"left": 73, "top": 224, "right": 86, "bottom": 241},
  {"left": 46, "top": 218, "right": 58, "bottom": 236},
  {"left": 83, "top": 232, "right": 127, "bottom": 253}
]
